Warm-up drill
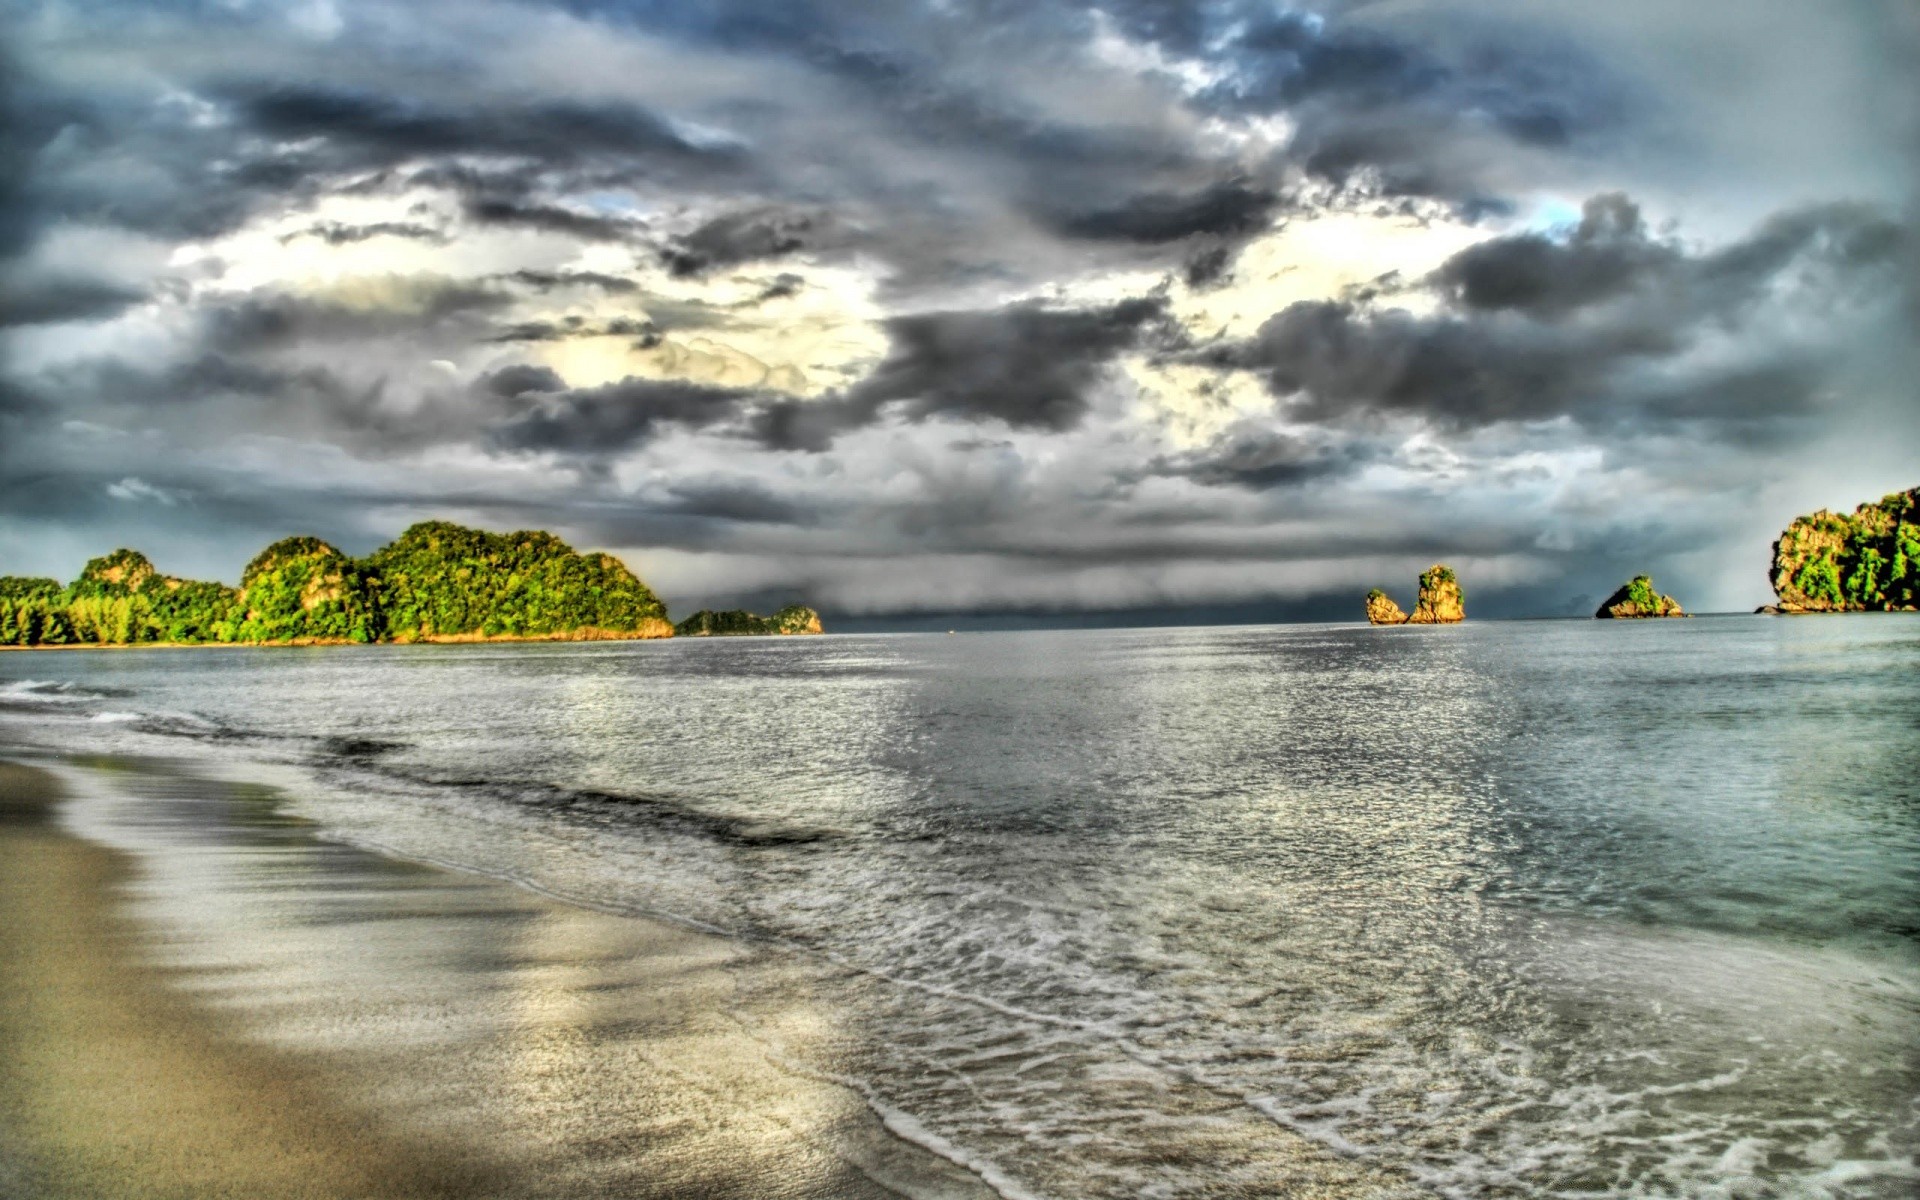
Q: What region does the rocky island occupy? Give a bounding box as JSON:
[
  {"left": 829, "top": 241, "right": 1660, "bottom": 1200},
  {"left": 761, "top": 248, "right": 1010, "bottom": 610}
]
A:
[
  {"left": 1365, "top": 565, "right": 1465, "bottom": 625},
  {"left": 0, "top": 521, "right": 672, "bottom": 647},
  {"left": 674, "top": 606, "right": 824, "bottom": 637},
  {"left": 1595, "top": 576, "right": 1687, "bottom": 618},
  {"left": 1763, "top": 486, "right": 1918, "bottom": 613}
]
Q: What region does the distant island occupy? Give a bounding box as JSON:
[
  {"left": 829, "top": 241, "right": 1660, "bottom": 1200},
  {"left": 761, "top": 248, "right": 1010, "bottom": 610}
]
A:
[
  {"left": 0, "top": 521, "right": 762, "bottom": 648},
  {"left": 674, "top": 607, "right": 823, "bottom": 637},
  {"left": 1365, "top": 565, "right": 1465, "bottom": 624},
  {"left": 1763, "top": 486, "right": 1918, "bottom": 613},
  {"left": 1595, "top": 576, "right": 1686, "bottom": 619}
]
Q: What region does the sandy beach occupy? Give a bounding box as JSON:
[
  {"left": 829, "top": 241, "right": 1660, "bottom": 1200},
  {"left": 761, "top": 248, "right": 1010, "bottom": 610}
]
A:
[{"left": 0, "top": 756, "right": 1008, "bottom": 1200}]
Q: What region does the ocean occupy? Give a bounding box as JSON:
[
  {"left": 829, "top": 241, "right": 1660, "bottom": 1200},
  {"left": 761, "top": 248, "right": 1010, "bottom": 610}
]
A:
[{"left": 3, "top": 615, "right": 1916, "bottom": 1198}]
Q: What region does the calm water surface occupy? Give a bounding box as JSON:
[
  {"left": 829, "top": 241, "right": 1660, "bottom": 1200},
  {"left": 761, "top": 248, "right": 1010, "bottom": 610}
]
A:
[{"left": 4, "top": 616, "right": 1917, "bottom": 1198}]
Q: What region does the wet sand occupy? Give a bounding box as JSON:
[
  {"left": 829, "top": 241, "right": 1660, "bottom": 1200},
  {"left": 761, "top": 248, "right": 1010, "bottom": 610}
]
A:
[{"left": 0, "top": 757, "right": 1000, "bottom": 1199}]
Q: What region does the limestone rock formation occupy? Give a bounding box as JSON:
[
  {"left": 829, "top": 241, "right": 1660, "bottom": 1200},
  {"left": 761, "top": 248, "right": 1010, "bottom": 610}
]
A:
[
  {"left": 1365, "top": 589, "right": 1407, "bottom": 625},
  {"left": 1595, "top": 576, "right": 1686, "bottom": 618},
  {"left": 1364, "top": 565, "right": 1464, "bottom": 625},
  {"left": 1407, "top": 565, "right": 1465, "bottom": 624}
]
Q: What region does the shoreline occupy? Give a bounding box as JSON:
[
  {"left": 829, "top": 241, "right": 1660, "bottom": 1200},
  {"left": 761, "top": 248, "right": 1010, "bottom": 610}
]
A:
[
  {"left": 0, "top": 625, "right": 674, "bottom": 652},
  {"left": 0, "top": 759, "right": 505, "bottom": 1199},
  {"left": 0, "top": 754, "right": 1003, "bottom": 1199}
]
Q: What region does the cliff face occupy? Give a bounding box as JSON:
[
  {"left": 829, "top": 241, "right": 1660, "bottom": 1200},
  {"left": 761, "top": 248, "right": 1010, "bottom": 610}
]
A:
[
  {"left": 1363, "top": 565, "right": 1464, "bottom": 625},
  {"left": 675, "top": 605, "right": 823, "bottom": 637},
  {"left": 1407, "top": 565, "right": 1465, "bottom": 624},
  {"left": 1767, "top": 487, "right": 1919, "bottom": 613},
  {"left": 1596, "top": 575, "right": 1686, "bottom": 619}
]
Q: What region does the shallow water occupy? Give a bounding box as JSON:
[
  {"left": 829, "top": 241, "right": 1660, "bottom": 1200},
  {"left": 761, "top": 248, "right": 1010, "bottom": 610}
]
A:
[{"left": 4, "top": 616, "right": 1918, "bottom": 1198}]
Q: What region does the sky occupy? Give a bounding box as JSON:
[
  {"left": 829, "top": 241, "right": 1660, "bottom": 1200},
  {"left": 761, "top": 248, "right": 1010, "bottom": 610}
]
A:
[{"left": 2, "top": 0, "right": 1916, "bottom": 624}]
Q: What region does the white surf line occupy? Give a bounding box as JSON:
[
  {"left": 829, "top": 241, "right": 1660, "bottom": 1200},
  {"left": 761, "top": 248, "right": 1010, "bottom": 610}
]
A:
[
  {"left": 724, "top": 1012, "right": 1054, "bottom": 1200},
  {"left": 301, "top": 802, "right": 1424, "bottom": 1180}
]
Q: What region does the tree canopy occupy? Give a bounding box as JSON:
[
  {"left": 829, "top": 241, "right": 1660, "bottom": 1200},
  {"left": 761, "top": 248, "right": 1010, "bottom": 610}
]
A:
[
  {"left": 1771, "top": 487, "right": 1920, "bottom": 612},
  {"left": 1, "top": 522, "right": 671, "bottom": 646}
]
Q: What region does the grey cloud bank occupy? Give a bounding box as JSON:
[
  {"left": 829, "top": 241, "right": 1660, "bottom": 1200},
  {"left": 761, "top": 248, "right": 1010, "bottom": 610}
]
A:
[{"left": 1, "top": 0, "right": 1915, "bottom": 621}]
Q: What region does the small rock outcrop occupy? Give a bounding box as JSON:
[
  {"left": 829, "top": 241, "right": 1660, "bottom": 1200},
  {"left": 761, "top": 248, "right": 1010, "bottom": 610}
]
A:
[
  {"left": 1364, "top": 565, "right": 1464, "bottom": 625},
  {"left": 1365, "top": 589, "right": 1407, "bottom": 625},
  {"left": 675, "top": 605, "right": 823, "bottom": 637},
  {"left": 1595, "top": 576, "right": 1686, "bottom": 619}
]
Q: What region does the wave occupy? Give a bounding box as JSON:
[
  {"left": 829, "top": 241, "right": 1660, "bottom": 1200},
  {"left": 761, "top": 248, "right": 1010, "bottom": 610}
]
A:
[{"left": 0, "top": 678, "right": 134, "bottom": 705}]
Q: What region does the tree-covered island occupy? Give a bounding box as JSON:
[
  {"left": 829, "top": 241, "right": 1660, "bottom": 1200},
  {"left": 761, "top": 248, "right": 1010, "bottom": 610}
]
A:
[
  {"left": 674, "top": 606, "right": 824, "bottom": 637},
  {"left": 0, "top": 521, "right": 695, "bottom": 647},
  {"left": 1765, "top": 487, "right": 1919, "bottom": 613}
]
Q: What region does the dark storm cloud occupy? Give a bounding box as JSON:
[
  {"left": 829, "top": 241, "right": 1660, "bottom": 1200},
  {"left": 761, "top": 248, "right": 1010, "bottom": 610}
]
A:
[
  {"left": 657, "top": 479, "right": 813, "bottom": 525},
  {"left": 0, "top": 276, "right": 147, "bottom": 327},
  {"left": 662, "top": 208, "right": 824, "bottom": 277},
  {"left": 0, "top": 49, "right": 62, "bottom": 260},
  {"left": 1214, "top": 195, "right": 1907, "bottom": 436},
  {"left": 501, "top": 269, "right": 640, "bottom": 294},
  {"left": 1049, "top": 180, "right": 1281, "bottom": 244},
  {"left": 742, "top": 295, "right": 1179, "bottom": 451},
  {"left": 483, "top": 310, "right": 727, "bottom": 344},
  {"left": 281, "top": 220, "right": 448, "bottom": 246},
  {"left": 461, "top": 198, "right": 647, "bottom": 242},
  {"left": 751, "top": 273, "right": 805, "bottom": 303},
  {"left": 850, "top": 296, "right": 1176, "bottom": 431},
  {"left": 1093, "top": 2, "right": 1635, "bottom": 207},
  {"left": 488, "top": 377, "right": 760, "bottom": 457},
  {"left": 1147, "top": 425, "right": 1372, "bottom": 490},
  {"left": 201, "top": 282, "right": 511, "bottom": 350},
  {"left": 1182, "top": 243, "right": 1236, "bottom": 289},
  {"left": 1429, "top": 194, "right": 1905, "bottom": 320},
  {"left": 479, "top": 364, "right": 567, "bottom": 399},
  {"left": 235, "top": 85, "right": 730, "bottom": 173}
]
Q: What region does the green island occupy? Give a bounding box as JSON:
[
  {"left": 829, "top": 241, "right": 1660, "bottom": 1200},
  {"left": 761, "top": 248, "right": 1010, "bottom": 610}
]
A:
[
  {"left": 674, "top": 606, "right": 824, "bottom": 637},
  {"left": 0, "top": 521, "right": 711, "bottom": 647},
  {"left": 1765, "top": 486, "right": 1919, "bottom": 613},
  {"left": 1595, "top": 575, "right": 1686, "bottom": 619}
]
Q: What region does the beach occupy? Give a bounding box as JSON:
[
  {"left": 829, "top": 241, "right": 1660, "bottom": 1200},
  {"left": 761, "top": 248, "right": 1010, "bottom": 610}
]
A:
[{"left": 0, "top": 755, "right": 1052, "bottom": 1200}]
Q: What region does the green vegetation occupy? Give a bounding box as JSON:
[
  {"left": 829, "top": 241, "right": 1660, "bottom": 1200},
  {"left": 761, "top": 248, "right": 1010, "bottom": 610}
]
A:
[
  {"left": 0, "top": 522, "right": 672, "bottom": 647},
  {"left": 1596, "top": 574, "right": 1685, "bottom": 618},
  {"left": 235, "top": 538, "right": 380, "bottom": 643},
  {"left": 1770, "top": 487, "right": 1920, "bottom": 612},
  {"left": 1418, "top": 565, "right": 1460, "bottom": 595},
  {"left": 674, "top": 605, "right": 823, "bottom": 637},
  {"left": 370, "top": 523, "right": 666, "bottom": 640}
]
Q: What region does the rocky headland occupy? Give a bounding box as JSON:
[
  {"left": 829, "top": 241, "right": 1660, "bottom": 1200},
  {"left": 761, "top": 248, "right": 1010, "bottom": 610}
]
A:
[
  {"left": 1365, "top": 565, "right": 1465, "bottom": 625},
  {"left": 674, "top": 606, "right": 824, "bottom": 637},
  {"left": 1595, "top": 576, "right": 1687, "bottom": 619},
  {"left": 1762, "top": 487, "right": 1918, "bottom": 614}
]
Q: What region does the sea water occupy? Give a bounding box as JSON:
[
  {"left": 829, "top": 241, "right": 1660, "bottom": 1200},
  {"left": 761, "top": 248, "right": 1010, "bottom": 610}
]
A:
[{"left": 3, "top": 616, "right": 1916, "bottom": 1198}]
